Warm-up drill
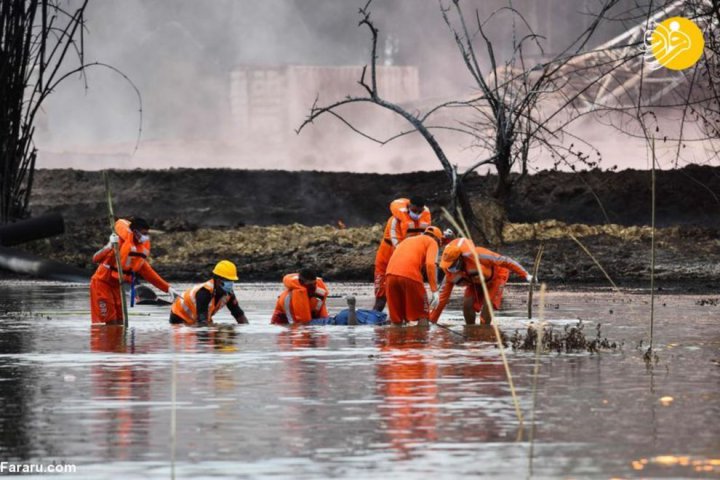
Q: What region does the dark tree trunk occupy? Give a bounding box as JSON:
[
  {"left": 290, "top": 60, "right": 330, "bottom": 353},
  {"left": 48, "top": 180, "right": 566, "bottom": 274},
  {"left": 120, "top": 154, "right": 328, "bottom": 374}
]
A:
[
  {"left": 0, "top": 0, "right": 89, "bottom": 224},
  {"left": 493, "top": 142, "right": 513, "bottom": 202}
]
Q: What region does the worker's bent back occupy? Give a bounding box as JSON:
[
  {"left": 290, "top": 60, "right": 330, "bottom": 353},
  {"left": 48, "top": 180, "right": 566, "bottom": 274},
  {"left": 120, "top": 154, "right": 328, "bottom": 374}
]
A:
[{"left": 386, "top": 235, "right": 439, "bottom": 291}]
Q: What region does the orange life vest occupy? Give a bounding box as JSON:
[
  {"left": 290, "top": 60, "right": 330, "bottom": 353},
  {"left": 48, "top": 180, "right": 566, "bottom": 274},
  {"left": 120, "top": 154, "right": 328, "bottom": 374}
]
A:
[
  {"left": 170, "top": 279, "right": 230, "bottom": 325},
  {"left": 382, "top": 198, "right": 432, "bottom": 247},
  {"left": 93, "top": 219, "right": 152, "bottom": 283},
  {"left": 275, "top": 274, "right": 329, "bottom": 323},
  {"left": 443, "top": 238, "right": 529, "bottom": 285}
]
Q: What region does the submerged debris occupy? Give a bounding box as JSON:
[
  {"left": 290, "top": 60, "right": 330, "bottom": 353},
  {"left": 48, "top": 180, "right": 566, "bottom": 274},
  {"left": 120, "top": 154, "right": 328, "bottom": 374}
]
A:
[
  {"left": 643, "top": 346, "right": 660, "bottom": 366},
  {"left": 510, "top": 321, "right": 620, "bottom": 354}
]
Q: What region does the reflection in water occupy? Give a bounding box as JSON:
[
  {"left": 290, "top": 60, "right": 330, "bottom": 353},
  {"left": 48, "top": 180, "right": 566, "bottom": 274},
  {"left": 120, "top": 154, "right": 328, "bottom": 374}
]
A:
[
  {"left": 462, "top": 324, "right": 501, "bottom": 343},
  {"left": 375, "top": 325, "right": 526, "bottom": 460},
  {"left": 0, "top": 332, "right": 33, "bottom": 460},
  {"left": 445, "top": 326, "right": 513, "bottom": 446},
  {"left": 0, "top": 283, "right": 718, "bottom": 479},
  {"left": 276, "top": 329, "right": 331, "bottom": 457},
  {"left": 632, "top": 455, "right": 720, "bottom": 475},
  {"left": 277, "top": 327, "right": 330, "bottom": 350},
  {"left": 171, "top": 324, "right": 240, "bottom": 353},
  {"left": 90, "top": 325, "right": 127, "bottom": 353},
  {"left": 90, "top": 326, "right": 151, "bottom": 461},
  {"left": 376, "top": 327, "right": 440, "bottom": 459}
]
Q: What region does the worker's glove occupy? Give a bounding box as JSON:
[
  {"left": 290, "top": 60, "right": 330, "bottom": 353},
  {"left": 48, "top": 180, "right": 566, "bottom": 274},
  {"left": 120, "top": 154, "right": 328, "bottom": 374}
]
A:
[
  {"left": 429, "top": 291, "right": 439, "bottom": 310},
  {"left": 109, "top": 233, "right": 119, "bottom": 245},
  {"left": 168, "top": 286, "right": 182, "bottom": 300},
  {"left": 526, "top": 274, "right": 535, "bottom": 284}
]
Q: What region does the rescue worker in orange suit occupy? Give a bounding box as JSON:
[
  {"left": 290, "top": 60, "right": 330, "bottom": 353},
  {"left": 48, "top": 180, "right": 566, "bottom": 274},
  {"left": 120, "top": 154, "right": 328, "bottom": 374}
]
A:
[
  {"left": 373, "top": 197, "right": 431, "bottom": 312},
  {"left": 90, "top": 217, "right": 179, "bottom": 324},
  {"left": 430, "top": 237, "right": 532, "bottom": 325},
  {"left": 385, "top": 226, "right": 444, "bottom": 326},
  {"left": 169, "top": 260, "right": 249, "bottom": 326},
  {"left": 271, "top": 269, "right": 329, "bottom": 325}
]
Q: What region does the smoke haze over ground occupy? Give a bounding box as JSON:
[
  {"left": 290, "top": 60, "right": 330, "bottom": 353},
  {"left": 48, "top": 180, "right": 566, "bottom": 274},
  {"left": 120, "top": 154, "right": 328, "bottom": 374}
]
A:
[{"left": 34, "top": 0, "right": 717, "bottom": 173}]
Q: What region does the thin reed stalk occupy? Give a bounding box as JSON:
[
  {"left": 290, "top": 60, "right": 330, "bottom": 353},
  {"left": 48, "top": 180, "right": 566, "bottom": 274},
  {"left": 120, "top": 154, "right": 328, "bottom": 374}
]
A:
[
  {"left": 528, "top": 284, "right": 547, "bottom": 476},
  {"left": 442, "top": 207, "right": 524, "bottom": 429},
  {"left": 528, "top": 244, "right": 545, "bottom": 319},
  {"left": 31, "top": 311, "right": 152, "bottom": 317},
  {"left": 565, "top": 233, "right": 651, "bottom": 354},
  {"left": 649, "top": 138, "right": 656, "bottom": 353},
  {"left": 170, "top": 335, "right": 177, "bottom": 479},
  {"left": 433, "top": 321, "right": 469, "bottom": 340},
  {"left": 568, "top": 233, "right": 620, "bottom": 292}
]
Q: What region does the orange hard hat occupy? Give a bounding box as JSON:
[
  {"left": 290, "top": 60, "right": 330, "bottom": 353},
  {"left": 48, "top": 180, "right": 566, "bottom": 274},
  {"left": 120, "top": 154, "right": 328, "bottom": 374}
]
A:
[
  {"left": 424, "top": 226, "right": 444, "bottom": 241},
  {"left": 440, "top": 244, "right": 463, "bottom": 271}
]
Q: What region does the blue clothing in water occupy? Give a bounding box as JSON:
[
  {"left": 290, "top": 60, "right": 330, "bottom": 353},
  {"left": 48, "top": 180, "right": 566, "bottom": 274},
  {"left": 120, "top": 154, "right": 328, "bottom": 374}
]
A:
[
  {"left": 332, "top": 309, "right": 388, "bottom": 325},
  {"left": 304, "top": 309, "right": 388, "bottom": 326}
]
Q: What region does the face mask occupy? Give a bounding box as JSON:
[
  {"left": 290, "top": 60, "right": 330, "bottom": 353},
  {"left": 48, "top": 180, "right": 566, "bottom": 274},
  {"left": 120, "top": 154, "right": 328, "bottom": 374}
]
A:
[
  {"left": 220, "top": 280, "right": 234, "bottom": 293},
  {"left": 135, "top": 233, "right": 150, "bottom": 243},
  {"left": 409, "top": 210, "right": 421, "bottom": 221},
  {"left": 448, "top": 260, "right": 461, "bottom": 273}
]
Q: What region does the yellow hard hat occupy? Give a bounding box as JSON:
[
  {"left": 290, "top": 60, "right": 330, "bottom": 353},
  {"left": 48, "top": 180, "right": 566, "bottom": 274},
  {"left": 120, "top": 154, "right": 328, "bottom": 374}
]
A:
[
  {"left": 440, "top": 244, "right": 463, "bottom": 271},
  {"left": 212, "top": 260, "right": 239, "bottom": 281}
]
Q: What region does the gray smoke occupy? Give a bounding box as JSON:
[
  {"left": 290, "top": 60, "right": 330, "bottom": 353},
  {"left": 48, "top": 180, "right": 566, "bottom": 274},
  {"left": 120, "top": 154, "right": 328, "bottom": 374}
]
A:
[{"left": 35, "top": 0, "right": 706, "bottom": 173}]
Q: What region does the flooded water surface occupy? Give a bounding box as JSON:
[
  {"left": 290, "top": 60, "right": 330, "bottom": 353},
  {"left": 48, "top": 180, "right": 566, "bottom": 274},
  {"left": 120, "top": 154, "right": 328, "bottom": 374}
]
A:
[{"left": 0, "top": 281, "right": 718, "bottom": 479}]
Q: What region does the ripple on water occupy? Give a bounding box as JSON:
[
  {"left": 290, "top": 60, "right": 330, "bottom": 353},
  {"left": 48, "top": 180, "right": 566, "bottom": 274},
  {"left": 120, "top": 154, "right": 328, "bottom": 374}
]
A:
[{"left": 0, "top": 282, "right": 718, "bottom": 479}]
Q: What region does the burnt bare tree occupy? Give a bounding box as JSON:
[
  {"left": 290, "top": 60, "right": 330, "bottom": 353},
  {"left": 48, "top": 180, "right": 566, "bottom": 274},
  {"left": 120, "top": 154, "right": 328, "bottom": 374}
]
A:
[
  {"left": 574, "top": 0, "right": 720, "bottom": 223},
  {"left": 296, "top": 1, "right": 490, "bottom": 239},
  {"left": 440, "top": 0, "right": 630, "bottom": 202},
  {"left": 684, "top": 0, "right": 720, "bottom": 147},
  {"left": 1, "top": 1, "right": 140, "bottom": 224},
  {"left": 297, "top": 0, "right": 640, "bottom": 243},
  {"left": 0, "top": 1, "right": 91, "bottom": 222}
]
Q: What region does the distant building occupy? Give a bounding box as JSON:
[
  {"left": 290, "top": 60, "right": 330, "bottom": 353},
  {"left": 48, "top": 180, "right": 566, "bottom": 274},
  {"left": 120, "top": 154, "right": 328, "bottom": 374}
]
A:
[{"left": 229, "top": 65, "right": 420, "bottom": 147}]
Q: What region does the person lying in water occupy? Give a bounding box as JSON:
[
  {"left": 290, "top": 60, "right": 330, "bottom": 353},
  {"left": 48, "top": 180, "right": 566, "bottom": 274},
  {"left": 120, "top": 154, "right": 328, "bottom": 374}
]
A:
[
  {"left": 271, "top": 269, "right": 329, "bottom": 325},
  {"left": 169, "top": 260, "right": 249, "bottom": 326}
]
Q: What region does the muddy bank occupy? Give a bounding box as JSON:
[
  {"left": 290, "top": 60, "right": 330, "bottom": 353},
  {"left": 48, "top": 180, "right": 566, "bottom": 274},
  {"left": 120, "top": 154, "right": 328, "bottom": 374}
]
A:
[
  {"left": 28, "top": 165, "right": 720, "bottom": 228},
  {"left": 18, "top": 219, "right": 720, "bottom": 290},
  {"left": 8, "top": 167, "right": 720, "bottom": 288}
]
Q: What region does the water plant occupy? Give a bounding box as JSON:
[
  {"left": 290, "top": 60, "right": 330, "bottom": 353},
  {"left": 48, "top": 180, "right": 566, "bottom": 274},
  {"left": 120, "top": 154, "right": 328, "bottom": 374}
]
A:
[{"left": 510, "top": 321, "right": 620, "bottom": 354}]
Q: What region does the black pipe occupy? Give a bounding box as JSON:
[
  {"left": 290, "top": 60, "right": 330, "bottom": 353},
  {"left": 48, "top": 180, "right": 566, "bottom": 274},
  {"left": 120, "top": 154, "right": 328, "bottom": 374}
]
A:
[
  {"left": 0, "top": 246, "right": 89, "bottom": 282},
  {"left": 0, "top": 213, "right": 65, "bottom": 246}
]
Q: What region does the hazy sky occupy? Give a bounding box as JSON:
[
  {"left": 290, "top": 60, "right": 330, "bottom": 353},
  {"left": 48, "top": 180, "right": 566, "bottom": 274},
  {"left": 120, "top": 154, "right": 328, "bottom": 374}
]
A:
[{"left": 34, "top": 0, "right": 712, "bottom": 173}]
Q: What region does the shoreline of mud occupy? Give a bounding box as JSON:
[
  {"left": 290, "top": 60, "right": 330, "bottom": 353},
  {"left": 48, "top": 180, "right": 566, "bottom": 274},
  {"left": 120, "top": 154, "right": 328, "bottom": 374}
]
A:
[
  {"left": 27, "top": 165, "right": 720, "bottom": 229},
  {"left": 10, "top": 220, "right": 720, "bottom": 294},
  {"left": 3, "top": 167, "right": 719, "bottom": 291}
]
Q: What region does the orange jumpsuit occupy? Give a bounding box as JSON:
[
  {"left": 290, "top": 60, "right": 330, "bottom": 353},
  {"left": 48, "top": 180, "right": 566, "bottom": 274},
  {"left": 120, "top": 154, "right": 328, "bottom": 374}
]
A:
[
  {"left": 430, "top": 238, "right": 529, "bottom": 322},
  {"left": 385, "top": 234, "right": 439, "bottom": 324},
  {"left": 374, "top": 198, "right": 431, "bottom": 299},
  {"left": 90, "top": 219, "right": 169, "bottom": 324},
  {"left": 271, "top": 273, "right": 329, "bottom": 324}
]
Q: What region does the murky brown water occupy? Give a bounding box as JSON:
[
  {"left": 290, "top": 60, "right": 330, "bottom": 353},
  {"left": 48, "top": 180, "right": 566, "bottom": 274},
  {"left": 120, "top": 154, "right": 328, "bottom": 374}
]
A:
[{"left": 0, "top": 281, "right": 718, "bottom": 479}]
